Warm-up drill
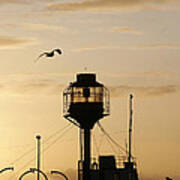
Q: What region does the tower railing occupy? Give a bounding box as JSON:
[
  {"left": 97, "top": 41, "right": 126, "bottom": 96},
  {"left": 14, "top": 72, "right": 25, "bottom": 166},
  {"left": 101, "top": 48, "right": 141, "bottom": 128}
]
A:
[{"left": 63, "top": 86, "right": 110, "bottom": 117}]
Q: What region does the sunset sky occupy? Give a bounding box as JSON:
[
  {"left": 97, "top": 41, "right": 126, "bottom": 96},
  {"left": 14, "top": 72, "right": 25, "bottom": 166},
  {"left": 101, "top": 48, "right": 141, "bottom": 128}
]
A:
[{"left": 0, "top": 0, "right": 180, "bottom": 180}]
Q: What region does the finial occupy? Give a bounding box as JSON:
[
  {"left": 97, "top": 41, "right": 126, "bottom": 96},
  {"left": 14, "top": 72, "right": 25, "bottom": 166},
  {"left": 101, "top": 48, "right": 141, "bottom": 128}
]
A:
[
  {"left": 130, "top": 94, "right": 133, "bottom": 99},
  {"left": 36, "top": 135, "right": 41, "bottom": 139}
]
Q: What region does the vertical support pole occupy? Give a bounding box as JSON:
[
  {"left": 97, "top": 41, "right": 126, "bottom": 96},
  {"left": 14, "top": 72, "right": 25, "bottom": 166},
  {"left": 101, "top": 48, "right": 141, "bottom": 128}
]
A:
[
  {"left": 83, "top": 128, "right": 91, "bottom": 180},
  {"left": 78, "top": 128, "right": 84, "bottom": 180},
  {"left": 36, "top": 135, "right": 41, "bottom": 180},
  {"left": 80, "top": 128, "right": 83, "bottom": 162},
  {"left": 128, "top": 94, "right": 133, "bottom": 163}
]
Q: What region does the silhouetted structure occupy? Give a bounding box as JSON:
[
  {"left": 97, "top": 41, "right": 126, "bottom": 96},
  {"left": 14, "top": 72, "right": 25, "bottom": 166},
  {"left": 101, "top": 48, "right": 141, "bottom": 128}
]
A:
[
  {"left": 63, "top": 73, "right": 110, "bottom": 180},
  {"left": 166, "top": 177, "right": 173, "bottom": 180},
  {"left": 90, "top": 155, "right": 138, "bottom": 180},
  {"left": 63, "top": 73, "right": 138, "bottom": 180},
  {"left": 87, "top": 94, "right": 138, "bottom": 180},
  {"left": 128, "top": 94, "right": 133, "bottom": 164}
]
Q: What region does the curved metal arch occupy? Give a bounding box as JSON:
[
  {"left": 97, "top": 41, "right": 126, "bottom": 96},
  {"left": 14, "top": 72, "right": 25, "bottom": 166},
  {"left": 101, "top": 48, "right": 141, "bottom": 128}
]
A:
[
  {"left": 0, "top": 167, "right": 14, "bottom": 174},
  {"left": 18, "top": 170, "right": 33, "bottom": 180},
  {"left": 51, "top": 170, "right": 69, "bottom": 180},
  {"left": 30, "top": 168, "right": 48, "bottom": 180}
]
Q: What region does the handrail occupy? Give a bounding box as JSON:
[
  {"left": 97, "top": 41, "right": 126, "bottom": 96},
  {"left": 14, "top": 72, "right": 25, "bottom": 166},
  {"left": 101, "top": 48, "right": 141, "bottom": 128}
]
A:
[
  {"left": 18, "top": 170, "right": 33, "bottom": 180},
  {"left": 0, "top": 167, "right": 14, "bottom": 174},
  {"left": 51, "top": 170, "right": 69, "bottom": 180}
]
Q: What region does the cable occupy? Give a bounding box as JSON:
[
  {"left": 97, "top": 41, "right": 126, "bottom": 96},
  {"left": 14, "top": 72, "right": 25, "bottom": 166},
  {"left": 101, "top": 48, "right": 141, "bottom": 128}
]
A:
[
  {"left": 43, "top": 125, "right": 73, "bottom": 153},
  {"left": 97, "top": 133, "right": 105, "bottom": 153},
  {"left": 103, "top": 133, "right": 120, "bottom": 155},
  {"left": 92, "top": 133, "right": 100, "bottom": 156},
  {"left": 9, "top": 124, "right": 71, "bottom": 166},
  {"left": 19, "top": 125, "right": 73, "bottom": 170},
  {"left": 8, "top": 123, "right": 73, "bottom": 180},
  {"left": 97, "top": 122, "right": 136, "bottom": 160},
  {"left": 93, "top": 126, "right": 122, "bottom": 158},
  {"left": 10, "top": 146, "right": 35, "bottom": 165},
  {"left": 66, "top": 116, "right": 80, "bottom": 127},
  {"left": 44, "top": 124, "right": 71, "bottom": 143},
  {"left": 97, "top": 122, "right": 126, "bottom": 152}
]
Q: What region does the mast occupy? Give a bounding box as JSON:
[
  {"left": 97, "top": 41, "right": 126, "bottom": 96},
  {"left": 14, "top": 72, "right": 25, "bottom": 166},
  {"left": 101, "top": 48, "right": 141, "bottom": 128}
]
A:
[
  {"left": 36, "top": 135, "right": 41, "bottom": 180},
  {"left": 128, "top": 94, "right": 133, "bottom": 163}
]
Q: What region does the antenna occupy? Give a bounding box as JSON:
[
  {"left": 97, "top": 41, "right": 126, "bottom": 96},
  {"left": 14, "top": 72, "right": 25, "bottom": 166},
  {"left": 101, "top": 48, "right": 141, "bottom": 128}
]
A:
[{"left": 128, "top": 94, "right": 133, "bottom": 163}]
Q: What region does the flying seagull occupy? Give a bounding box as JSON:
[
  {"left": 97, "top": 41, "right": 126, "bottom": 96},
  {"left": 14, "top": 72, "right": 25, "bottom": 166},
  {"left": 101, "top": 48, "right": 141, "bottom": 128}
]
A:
[{"left": 35, "top": 48, "right": 62, "bottom": 62}]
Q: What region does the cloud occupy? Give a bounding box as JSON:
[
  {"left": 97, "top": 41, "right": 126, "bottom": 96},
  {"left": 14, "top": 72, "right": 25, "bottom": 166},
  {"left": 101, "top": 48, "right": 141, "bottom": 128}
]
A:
[
  {"left": 103, "top": 70, "right": 176, "bottom": 79},
  {"left": 1, "top": 81, "right": 179, "bottom": 98},
  {"left": 112, "top": 27, "right": 142, "bottom": 35},
  {"left": 0, "top": 73, "right": 179, "bottom": 97},
  {"left": 132, "top": 43, "right": 180, "bottom": 49},
  {"left": 0, "top": 0, "right": 30, "bottom": 5},
  {"left": 46, "top": 0, "right": 139, "bottom": 11},
  {"left": 0, "top": 80, "right": 64, "bottom": 96},
  {"left": 21, "top": 23, "right": 68, "bottom": 32},
  {"left": 0, "top": 36, "right": 27, "bottom": 46},
  {"left": 0, "top": 36, "right": 36, "bottom": 49},
  {"left": 72, "top": 45, "right": 111, "bottom": 52},
  {"left": 20, "top": 83, "right": 179, "bottom": 97},
  {"left": 46, "top": 0, "right": 180, "bottom": 12},
  {"left": 14, "top": 81, "right": 63, "bottom": 94},
  {"left": 72, "top": 42, "right": 180, "bottom": 52},
  {"left": 0, "top": 73, "right": 70, "bottom": 96},
  {"left": 110, "top": 85, "right": 180, "bottom": 98}
]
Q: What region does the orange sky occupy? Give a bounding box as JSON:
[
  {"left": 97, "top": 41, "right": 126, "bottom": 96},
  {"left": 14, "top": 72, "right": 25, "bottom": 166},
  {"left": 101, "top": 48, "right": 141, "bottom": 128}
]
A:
[{"left": 0, "top": 0, "right": 180, "bottom": 180}]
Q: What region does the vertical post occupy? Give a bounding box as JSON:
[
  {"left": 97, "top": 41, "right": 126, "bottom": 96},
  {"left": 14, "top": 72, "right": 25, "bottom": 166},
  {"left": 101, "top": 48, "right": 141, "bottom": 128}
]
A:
[
  {"left": 83, "top": 128, "right": 91, "bottom": 180},
  {"left": 36, "top": 135, "right": 41, "bottom": 180},
  {"left": 80, "top": 129, "right": 83, "bottom": 162},
  {"left": 128, "top": 94, "right": 133, "bottom": 163},
  {"left": 78, "top": 129, "right": 84, "bottom": 180}
]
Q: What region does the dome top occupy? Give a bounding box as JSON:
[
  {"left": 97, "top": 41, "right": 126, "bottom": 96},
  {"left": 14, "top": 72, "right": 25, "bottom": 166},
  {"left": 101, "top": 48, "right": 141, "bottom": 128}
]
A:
[{"left": 71, "top": 73, "right": 103, "bottom": 87}]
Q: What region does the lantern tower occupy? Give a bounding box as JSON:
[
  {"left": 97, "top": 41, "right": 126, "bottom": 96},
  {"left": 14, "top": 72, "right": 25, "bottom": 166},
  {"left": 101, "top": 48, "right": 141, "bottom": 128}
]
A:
[{"left": 63, "top": 73, "right": 110, "bottom": 180}]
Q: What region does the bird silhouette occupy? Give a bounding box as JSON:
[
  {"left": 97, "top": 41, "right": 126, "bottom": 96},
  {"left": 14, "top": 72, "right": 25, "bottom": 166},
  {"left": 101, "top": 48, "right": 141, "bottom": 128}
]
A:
[{"left": 35, "top": 48, "right": 62, "bottom": 62}]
